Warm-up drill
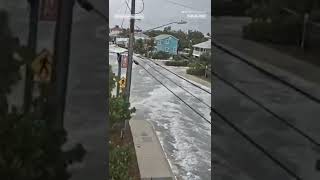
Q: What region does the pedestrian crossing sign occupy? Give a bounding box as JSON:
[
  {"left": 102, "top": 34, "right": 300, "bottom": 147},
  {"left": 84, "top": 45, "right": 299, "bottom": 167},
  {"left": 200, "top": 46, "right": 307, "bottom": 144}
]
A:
[{"left": 31, "top": 49, "right": 53, "bottom": 83}]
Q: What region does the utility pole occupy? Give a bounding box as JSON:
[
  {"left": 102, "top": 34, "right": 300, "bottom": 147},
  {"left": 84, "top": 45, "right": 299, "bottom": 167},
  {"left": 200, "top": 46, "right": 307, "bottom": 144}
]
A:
[
  {"left": 24, "top": 0, "right": 40, "bottom": 113},
  {"left": 125, "top": 0, "right": 135, "bottom": 101},
  {"left": 48, "top": 0, "right": 75, "bottom": 130}
]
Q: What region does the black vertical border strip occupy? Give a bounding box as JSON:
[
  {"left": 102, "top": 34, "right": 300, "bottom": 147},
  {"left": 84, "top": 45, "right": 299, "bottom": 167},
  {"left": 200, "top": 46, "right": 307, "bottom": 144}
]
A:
[
  {"left": 210, "top": 1, "right": 214, "bottom": 179},
  {"left": 106, "top": 0, "right": 110, "bottom": 179}
]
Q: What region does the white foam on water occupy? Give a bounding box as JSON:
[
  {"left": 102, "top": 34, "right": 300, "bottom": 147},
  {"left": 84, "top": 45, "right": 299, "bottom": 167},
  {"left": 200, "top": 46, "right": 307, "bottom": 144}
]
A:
[
  {"left": 131, "top": 67, "right": 211, "bottom": 179},
  {"left": 129, "top": 58, "right": 212, "bottom": 178}
]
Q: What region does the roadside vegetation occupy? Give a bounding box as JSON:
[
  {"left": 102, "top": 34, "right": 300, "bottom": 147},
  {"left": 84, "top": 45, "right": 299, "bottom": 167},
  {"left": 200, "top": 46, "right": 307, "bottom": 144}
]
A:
[
  {"left": 186, "top": 52, "right": 211, "bottom": 79},
  {"left": 0, "top": 9, "right": 85, "bottom": 180},
  {"left": 242, "top": 0, "right": 320, "bottom": 66},
  {"left": 108, "top": 66, "right": 140, "bottom": 180}
]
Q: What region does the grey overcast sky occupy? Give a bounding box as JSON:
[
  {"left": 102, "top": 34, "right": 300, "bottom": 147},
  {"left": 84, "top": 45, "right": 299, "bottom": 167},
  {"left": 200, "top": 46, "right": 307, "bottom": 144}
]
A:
[{"left": 109, "top": 0, "right": 211, "bottom": 34}]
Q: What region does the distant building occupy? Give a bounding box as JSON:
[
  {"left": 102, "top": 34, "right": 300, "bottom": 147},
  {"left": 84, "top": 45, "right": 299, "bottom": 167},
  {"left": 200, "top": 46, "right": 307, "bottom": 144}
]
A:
[
  {"left": 109, "top": 25, "right": 124, "bottom": 43},
  {"left": 179, "top": 48, "right": 191, "bottom": 56},
  {"left": 154, "top": 34, "right": 179, "bottom": 55},
  {"left": 116, "top": 37, "right": 129, "bottom": 48},
  {"left": 134, "top": 32, "right": 150, "bottom": 41},
  {"left": 192, "top": 40, "right": 211, "bottom": 58},
  {"left": 110, "top": 25, "right": 123, "bottom": 36}
]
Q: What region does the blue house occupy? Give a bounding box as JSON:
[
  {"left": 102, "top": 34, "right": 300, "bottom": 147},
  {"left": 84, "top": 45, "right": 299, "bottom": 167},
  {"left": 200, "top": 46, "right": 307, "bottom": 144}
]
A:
[{"left": 154, "top": 34, "right": 179, "bottom": 55}]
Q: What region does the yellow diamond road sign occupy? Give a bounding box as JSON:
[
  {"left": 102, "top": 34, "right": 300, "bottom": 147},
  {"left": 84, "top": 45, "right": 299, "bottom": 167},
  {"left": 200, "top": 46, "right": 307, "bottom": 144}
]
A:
[
  {"left": 31, "top": 49, "right": 53, "bottom": 83},
  {"left": 119, "top": 77, "right": 126, "bottom": 88}
]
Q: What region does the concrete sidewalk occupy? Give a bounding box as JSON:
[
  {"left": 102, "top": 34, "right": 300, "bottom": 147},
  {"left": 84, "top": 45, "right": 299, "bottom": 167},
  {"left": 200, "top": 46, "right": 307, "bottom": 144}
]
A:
[{"left": 129, "top": 120, "right": 175, "bottom": 180}]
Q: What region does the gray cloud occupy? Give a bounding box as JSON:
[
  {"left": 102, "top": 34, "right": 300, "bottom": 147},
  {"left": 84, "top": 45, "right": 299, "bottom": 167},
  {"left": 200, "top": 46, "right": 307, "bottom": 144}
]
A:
[{"left": 110, "top": 0, "right": 211, "bottom": 34}]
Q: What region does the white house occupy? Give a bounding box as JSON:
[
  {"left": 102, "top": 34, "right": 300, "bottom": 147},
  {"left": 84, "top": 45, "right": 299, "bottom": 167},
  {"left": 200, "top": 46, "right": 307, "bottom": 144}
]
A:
[
  {"left": 115, "top": 37, "right": 129, "bottom": 48},
  {"left": 109, "top": 25, "right": 124, "bottom": 43},
  {"left": 134, "top": 32, "right": 150, "bottom": 41},
  {"left": 192, "top": 39, "right": 211, "bottom": 58},
  {"left": 109, "top": 25, "right": 123, "bottom": 36}
]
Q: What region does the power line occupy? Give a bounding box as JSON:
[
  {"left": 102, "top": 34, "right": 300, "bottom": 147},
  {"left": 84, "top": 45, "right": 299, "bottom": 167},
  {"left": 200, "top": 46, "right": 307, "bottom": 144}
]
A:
[
  {"left": 212, "top": 109, "right": 302, "bottom": 180},
  {"left": 136, "top": 0, "right": 144, "bottom": 14},
  {"left": 125, "top": 0, "right": 144, "bottom": 14},
  {"left": 141, "top": 57, "right": 212, "bottom": 94},
  {"left": 136, "top": 61, "right": 211, "bottom": 124},
  {"left": 162, "top": 0, "right": 208, "bottom": 13},
  {"left": 125, "top": 0, "right": 131, "bottom": 11},
  {"left": 121, "top": 2, "right": 128, "bottom": 28},
  {"left": 212, "top": 71, "right": 320, "bottom": 147},
  {"left": 136, "top": 57, "right": 299, "bottom": 179},
  {"left": 212, "top": 40, "right": 320, "bottom": 104},
  {"left": 139, "top": 59, "right": 211, "bottom": 108}
]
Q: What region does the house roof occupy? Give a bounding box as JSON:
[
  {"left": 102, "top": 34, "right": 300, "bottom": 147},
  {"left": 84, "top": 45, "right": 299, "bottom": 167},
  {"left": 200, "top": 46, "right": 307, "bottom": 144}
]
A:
[
  {"left": 134, "top": 33, "right": 150, "bottom": 39},
  {"left": 154, "top": 34, "right": 178, "bottom": 41},
  {"left": 109, "top": 44, "right": 128, "bottom": 54},
  {"left": 116, "top": 38, "right": 129, "bottom": 42},
  {"left": 192, "top": 40, "right": 211, "bottom": 49},
  {"left": 110, "top": 26, "right": 123, "bottom": 31}
]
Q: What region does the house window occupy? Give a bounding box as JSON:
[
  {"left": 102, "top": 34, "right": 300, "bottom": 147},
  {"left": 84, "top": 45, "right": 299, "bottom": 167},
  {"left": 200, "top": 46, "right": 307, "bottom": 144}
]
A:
[
  {"left": 166, "top": 39, "right": 169, "bottom": 44},
  {"left": 165, "top": 47, "right": 169, "bottom": 52},
  {"left": 158, "top": 40, "right": 161, "bottom": 45}
]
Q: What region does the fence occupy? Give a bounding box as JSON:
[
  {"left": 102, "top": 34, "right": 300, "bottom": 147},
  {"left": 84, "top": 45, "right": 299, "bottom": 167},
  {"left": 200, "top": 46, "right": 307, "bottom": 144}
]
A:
[{"left": 282, "top": 8, "right": 320, "bottom": 50}]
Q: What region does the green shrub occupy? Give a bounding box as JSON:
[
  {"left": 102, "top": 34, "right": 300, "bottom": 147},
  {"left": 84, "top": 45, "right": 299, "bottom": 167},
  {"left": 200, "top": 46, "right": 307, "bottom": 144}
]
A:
[
  {"left": 109, "top": 145, "right": 132, "bottom": 180},
  {"left": 186, "top": 62, "right": 206, "bottom": 76},
  {"left": 186, "top": 68, "right": 205, "bottom": 76},
  {"left": 243, "top": 15, "right": 301, "bottom": 44},
  {"left": 165, "top": 60, "right": 189, "bottom": 66},
  {"left": 173, "top": 55, "right": 183, "bottom": 60},
  {"left": 242, "top": 21, "right": 272, "bottom": 41},
  {"left": 151, "top": 51, "right": 171, "bottom": 59}
]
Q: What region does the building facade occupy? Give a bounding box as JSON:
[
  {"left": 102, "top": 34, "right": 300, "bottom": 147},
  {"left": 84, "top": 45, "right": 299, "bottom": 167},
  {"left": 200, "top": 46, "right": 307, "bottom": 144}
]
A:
[
  {"left": 192, "top": 39, "right": 211, "bottom": 58},
  {"left": 154, "top": 34, "right": 179, "bottom": 55}
]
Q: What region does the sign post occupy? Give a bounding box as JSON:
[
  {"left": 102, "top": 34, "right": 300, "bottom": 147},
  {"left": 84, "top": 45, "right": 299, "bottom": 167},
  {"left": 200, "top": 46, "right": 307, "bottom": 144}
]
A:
[
  {"left": 121, "top": 54, "right": 128, "bottom": 68},
  {"left": 31, "top": 49, "right": 53, "bottom": 83}
]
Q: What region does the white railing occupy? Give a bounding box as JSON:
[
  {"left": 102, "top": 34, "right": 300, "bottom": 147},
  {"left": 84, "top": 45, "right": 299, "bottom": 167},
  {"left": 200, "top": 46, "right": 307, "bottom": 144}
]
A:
[{"left": 192, "top": 50, "right": 201, "bottom": 57}]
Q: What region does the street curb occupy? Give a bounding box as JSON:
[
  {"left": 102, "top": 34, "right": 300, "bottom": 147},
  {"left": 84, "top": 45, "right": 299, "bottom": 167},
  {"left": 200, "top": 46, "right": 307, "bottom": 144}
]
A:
[
  {"left": 148, "top": 121, "right": 178, "bottom": 180},
  {"left": 129, "top": 120, "right": 176, "bottom": 180},
  {"left": 212, "top": 40, "right": 320, "bottom": 99}
]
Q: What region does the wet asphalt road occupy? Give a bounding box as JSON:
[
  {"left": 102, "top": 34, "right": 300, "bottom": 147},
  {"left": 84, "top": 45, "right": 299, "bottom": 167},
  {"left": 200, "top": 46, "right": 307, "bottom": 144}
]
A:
[
  {"left": 109, "top": 53, "right": 212, "bottom": 180},
  {"left": 213, "top": 46, "right": 320, "bottom": 180}
]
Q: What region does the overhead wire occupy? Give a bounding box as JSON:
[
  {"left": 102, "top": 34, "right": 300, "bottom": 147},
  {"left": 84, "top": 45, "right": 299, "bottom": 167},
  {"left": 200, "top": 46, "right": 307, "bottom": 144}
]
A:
[
  {"left": 136, "top": 59, "right": 300, "bottom": 179},
  {"left": 212, "top": 70, "right": 320, "bottom": 147},
  {"left": 136, "top": 60, "right": 211, "bottom": 124},
  {"left": 162, "top": 0, "right": 209, "bottom": 13},
  {"left": 212, "top": 40, "right": 320, "bottom": 104},
  {"left": 213, "top": 109, "right": 302, "bottom": 180},
  {"left": 141, "top": 57, "right": 212, "bottom": 94},
  {"left": 125, "top": 0, "right": 144, "bottom": 14},
  {"left": 139, "top": 58, "right": 211, "bottom": 108}
]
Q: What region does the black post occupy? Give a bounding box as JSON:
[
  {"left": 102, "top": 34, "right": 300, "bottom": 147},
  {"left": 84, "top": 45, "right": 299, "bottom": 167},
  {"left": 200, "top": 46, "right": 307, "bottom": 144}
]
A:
[
  {"left": 125, "top": 0, "right": 135, "bottom": 101},
  {"left": 49, "top": 0, "right": 75, "bottom": 130},
  {"left": 116, "top": 53, "right": 122, "bottom": 97},
  {"left": 24, "top": 0, "right": 40, "bottom": 113}
]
